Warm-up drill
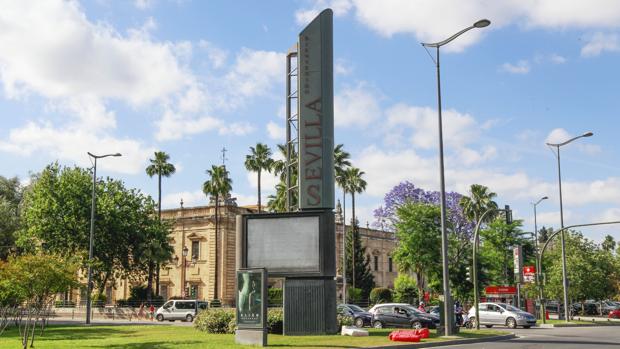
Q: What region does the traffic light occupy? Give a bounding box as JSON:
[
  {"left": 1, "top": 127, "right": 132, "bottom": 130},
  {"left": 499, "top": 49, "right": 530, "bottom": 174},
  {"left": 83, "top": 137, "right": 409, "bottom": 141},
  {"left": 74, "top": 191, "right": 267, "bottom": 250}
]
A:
[
  {"left": 505, "top": 205, "right": 513, "bottom": 224},
  {"left": 466, "top": 266, "right": 471, "bottom": 282}
]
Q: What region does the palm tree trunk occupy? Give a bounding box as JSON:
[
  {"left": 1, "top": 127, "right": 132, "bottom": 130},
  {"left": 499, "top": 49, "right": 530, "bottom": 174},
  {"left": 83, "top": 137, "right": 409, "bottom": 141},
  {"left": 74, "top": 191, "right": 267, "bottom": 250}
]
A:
[
  {"left": 156, "top": 173, "right": 162, "bottom": 297},
  {"left": 351, "top": 191, "right": 356, "bottom": 290},
  {"left": 214, "top": 194, "right": 219, "bottom": 300},
  {"left": 258, "top": 169, "right": 261, "bottom": 213}
]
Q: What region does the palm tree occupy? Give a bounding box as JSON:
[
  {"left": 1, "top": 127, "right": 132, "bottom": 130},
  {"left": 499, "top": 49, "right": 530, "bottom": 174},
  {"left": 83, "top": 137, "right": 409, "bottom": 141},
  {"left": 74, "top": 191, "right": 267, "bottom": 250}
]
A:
[
  {"left": 244, "top": 143, "right": 274, "bottom": 213},
  {"left": 202, "top": 165, "right": 232, "bottom": 300},
  {"left": 334, "top": 144, "right": 351, "bottom": 301},
  {"left": 145, "top": 151, "right": 176, "bottom": 298},
  {"left": 459, "top": 184, "right": 498, "bottom": 224},
  {"left": 343, "top": 167, "right": 367, "bottom": 289}
]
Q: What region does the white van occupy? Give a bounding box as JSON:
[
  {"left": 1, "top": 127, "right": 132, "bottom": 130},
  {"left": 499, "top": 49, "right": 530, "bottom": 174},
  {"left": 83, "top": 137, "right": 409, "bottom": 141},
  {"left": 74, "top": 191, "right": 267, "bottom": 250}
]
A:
[{"left": 155, "top": 300, "right": 208, "bottom": 322}]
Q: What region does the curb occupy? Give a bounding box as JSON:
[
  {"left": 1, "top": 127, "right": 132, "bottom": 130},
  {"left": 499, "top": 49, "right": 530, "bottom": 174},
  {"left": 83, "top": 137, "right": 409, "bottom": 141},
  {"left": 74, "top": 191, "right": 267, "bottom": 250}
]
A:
[
  {"left": 364, "top": 333, "right": 516, "bottom": 349},
  {"left": 543, "top": 322, "right": 620, "bottom": 328}
]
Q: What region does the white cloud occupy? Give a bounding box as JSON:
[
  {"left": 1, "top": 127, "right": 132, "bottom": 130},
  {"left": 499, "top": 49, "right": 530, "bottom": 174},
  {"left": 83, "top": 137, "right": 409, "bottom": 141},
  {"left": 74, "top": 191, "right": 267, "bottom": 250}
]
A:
[
  {"left": 295, "top": 0, "right": 353, "bottom": 25},
  {"left": 134, "top": 0, "right": 153, "bottom": 10},
  {"left": 334, "top": 58, "right": 353, "bottom": 76},
  {"left": 385, "top": 104, "right": 478, "bottom": 149},
  {"left": 198, "top": 40, "right": 229, "bottom": 69},
  {"left": 246, "top": 171, "right": 279, "bottom": 194},
  {"left": 266, "top": 121, "right": 285, "bottom": 140},
  {"left": 296, "top": 0, "right": 620, "bottom": 52},
  {"left": 0, "top": 121, "right": 154, "bottom": 175},
  {"left": 225, "top": 48, "right": 284, "bottom": 99},
  {"left": 544, "top": 128, "right": 600, "bottom": 154},
  {"left": 155, "top": 109, "right": 222, "bottom": 141},
  {"left": 500, "top": 60, "right": 531, "bottom": 74},
  {"left": 549, "top": 53, "right": 567, "bottom": 64},
  {"left": 581, "top": 32, "right": 620, "bottom": 57},
  {"left": 162, "top": 190, "right": 207, "bottom": 209},
  {"left": 598, "top": 208, "right": 620, "bottom": 222},
  {"left": 334, "top": 82, "right": 381, "bottom": 128},
  {"left": 218, "top": 122, "right": 255, "bottom": 136}
]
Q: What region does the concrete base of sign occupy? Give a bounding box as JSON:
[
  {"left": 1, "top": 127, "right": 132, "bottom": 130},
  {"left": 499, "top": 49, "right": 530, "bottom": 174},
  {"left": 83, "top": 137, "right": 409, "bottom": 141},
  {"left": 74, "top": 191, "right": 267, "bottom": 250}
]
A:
[
  {"left": 341, "top": 326, "right": 368, "bottom": 336},
  {"left": 235, "top": 329, "right": 267, "bottom": 346}
]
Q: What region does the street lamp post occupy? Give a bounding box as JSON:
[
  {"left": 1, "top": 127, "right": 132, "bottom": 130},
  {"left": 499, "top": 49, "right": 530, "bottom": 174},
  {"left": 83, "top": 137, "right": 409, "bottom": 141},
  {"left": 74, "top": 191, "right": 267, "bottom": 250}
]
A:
[
  {"left": 546, "top": 132, "right": 593, "bottom": 322},
  {"left": 422, "top": 18, "right": 490, "bottom": 336},
  {"left": 85, "top": 152, "right": 121, "bottom": 325},
  {"left": 532, "top": 196, "right": 547, "bottom": 321},
  {"left": 181, "top": 246, "right": 188, "bottom": 298}
]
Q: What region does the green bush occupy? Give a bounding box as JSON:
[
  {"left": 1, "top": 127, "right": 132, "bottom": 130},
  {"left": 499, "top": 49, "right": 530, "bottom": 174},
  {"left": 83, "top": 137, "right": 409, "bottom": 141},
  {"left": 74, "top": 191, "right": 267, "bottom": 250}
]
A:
[
  {"left": 228, "top": 316, "right": 237, "bottom": 334},
  {"left": 347, "top": 287, "right": 362, "bottom": 302},
  {"left": 268, "top": 288, "right": 283, "bottom": 306},
  {"left": 370, "top": 287, "right": 393, "bottom": 304},
  {"left": 92, "top": 293, "right": 107, "bottom": 308},
  {"left": 394, "top": 274, "right": 418, "bottom": 304},
  {"left": 337, "top": 313, "right": 353, "bottom": 329},
  {"left": 194, "top": 308, "right": 235, "bottom": 334},
  {"left": 267, "top": 308, "right": 283, "bottom": 334}
]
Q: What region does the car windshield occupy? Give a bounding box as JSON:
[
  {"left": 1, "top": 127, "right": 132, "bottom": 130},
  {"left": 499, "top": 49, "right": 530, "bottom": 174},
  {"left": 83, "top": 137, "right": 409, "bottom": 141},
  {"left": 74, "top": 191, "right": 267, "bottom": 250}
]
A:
[
  {"left": 162, "top": 301, "right": 172, "bottom": 309},
  {"left": 348, "top": 305, "right": 365, "bottom": 313},
  {"left": 498, "top": 303, "right": 520, "bottom": 312},
  {"left": 404, "top": 306, "right": 425, "bottom": 314}
]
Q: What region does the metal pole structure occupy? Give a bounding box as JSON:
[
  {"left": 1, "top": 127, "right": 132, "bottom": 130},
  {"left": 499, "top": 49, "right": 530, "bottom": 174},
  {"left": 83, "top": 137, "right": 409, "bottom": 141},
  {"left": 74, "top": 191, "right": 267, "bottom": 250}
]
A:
[
  {"left": 472, "top": 207, "right": 509, "bottom": 330},
  {"left": 422, "top": 18, "right": 490, "bottom": 336},
  {"left": 546, "top": 132, "right": 592, "bottom": 322},
  {"left": 342, "top": 189, "right": 347, "bottom": 303},
  {"left": 85, "top": 152, "right": 121, "bottom": 325},
  {"left": 532, "top": 196, "right": 547, "bottom": 321},
  {"left": 180, "top": 199, "right": 186, "bottom": 298},
  {"left": 538, "top": 220, "right": 620, "bottom": 322}
]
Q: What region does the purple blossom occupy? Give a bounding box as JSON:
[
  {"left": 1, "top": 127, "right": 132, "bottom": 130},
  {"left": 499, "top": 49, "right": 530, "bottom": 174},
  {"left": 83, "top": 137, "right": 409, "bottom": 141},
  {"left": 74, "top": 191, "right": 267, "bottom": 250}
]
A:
[{"left": 373, "top": 181, "right": 475, "bottom": 239}]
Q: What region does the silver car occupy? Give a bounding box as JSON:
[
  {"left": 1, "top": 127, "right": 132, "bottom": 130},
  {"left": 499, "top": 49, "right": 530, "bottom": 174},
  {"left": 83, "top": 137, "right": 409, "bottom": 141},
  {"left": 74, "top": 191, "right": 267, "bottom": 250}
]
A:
[{"left": 468, "top": 302, "right": 536, "bottom": 329}]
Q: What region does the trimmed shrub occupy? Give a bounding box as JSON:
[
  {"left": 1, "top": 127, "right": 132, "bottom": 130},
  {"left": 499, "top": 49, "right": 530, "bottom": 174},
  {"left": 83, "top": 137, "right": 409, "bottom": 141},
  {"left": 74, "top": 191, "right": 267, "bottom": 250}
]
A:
[
  {"left": 337, "top": 313, "right": 353, "bottom": 329},
  {"left": 268, "top": 288, "right": 283, "bottom": 306},
  {"left": 267, "top": 308, "right": 283, "bottom": 334},
  {"left": 92, "top": 293, "right": 107, "bottom": 308},
  {"left": 370, "top": 287, "right": 393, "bottom": 304},
  {"left": 209, "top": 299, "right": 222, "bottom": 308},
  {"left": 194, "top": 308, "right": 235, "bottom": 334},
  {"left": 347, "top": 287, "right": 363, "bottom": 303},
  {"left": 394, "top": 274, "right": 418, "bottom": 304}
]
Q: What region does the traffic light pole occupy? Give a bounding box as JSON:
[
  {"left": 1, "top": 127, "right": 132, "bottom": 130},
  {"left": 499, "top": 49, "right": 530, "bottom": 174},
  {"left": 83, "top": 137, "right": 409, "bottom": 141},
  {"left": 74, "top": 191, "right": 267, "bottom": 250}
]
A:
[{"left": 472, "top": 206, "right": 512, "bottom": 330}]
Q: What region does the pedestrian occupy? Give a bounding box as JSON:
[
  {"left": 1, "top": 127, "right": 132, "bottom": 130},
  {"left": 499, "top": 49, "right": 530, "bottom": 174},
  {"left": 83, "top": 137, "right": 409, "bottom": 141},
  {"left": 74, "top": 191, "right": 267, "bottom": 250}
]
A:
[
  {"left": 455, "top": 301, "right": 464, "bottom": 326},
  {"left": 418, "top": 301, "right": 426, "bottom": 312},
  {"left": 138, "top": 302, "right": 145, "bottom": 320},
  {"left": 149, "top": 304, "right": 155, "bottom": 321}
]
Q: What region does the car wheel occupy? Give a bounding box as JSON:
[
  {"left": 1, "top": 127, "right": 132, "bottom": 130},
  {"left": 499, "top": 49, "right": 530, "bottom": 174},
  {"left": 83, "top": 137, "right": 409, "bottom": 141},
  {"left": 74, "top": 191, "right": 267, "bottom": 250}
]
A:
[
  {"left": 411, "top": 321, "right": 422, "bottom": 329},
  {"left": 156, "top": 314, "right": 164, "bottom": 322},
  {"left": 485, "top": 324, "right": 493, "bottom": 328},
  {"left": 506, "top": 317, "right": 517, "bottom": 329},
  {"left": 354, "top": 318, "right": 364, "bottom": 328},
  {"left": 186, "top": 314, "right": 194, "bottom": 322},
  {"left": 523, "top": 326, "right": 531, "bottom": 329},
  {"left": 373, "top": 321, "right": 384, "bottom": 329}
]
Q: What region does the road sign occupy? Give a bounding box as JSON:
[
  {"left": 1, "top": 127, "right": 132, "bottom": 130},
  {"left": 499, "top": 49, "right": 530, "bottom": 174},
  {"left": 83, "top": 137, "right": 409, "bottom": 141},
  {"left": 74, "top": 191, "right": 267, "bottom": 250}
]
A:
[{"left": 523, "top": 265, "right": 536, "bottom": 276}]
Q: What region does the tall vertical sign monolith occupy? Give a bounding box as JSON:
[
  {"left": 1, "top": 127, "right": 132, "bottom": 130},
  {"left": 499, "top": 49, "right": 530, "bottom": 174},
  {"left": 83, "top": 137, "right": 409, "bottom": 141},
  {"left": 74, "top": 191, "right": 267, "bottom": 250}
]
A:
[{"left": 298, "top": 9, "right": 334, "bottom": 211}]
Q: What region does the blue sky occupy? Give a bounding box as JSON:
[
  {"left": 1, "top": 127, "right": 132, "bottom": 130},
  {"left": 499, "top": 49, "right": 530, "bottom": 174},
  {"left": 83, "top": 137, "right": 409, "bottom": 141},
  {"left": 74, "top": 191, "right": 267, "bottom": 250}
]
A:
[{"left": 1, "top": 0, "right": 619, "bottom": 242}]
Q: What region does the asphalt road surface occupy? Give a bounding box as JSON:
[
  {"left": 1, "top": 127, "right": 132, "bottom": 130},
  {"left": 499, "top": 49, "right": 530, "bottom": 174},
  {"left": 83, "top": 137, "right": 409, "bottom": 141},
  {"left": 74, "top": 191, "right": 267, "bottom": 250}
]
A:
[{"left": 435, "top": 326, "right": 620, "bottom": 348}]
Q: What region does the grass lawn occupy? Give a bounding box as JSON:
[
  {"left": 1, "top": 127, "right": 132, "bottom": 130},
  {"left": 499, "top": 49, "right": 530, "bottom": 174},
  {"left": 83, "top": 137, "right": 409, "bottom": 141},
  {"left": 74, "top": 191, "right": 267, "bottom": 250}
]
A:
[
  {"left": 543, "top": 319, "right": 620, "bottom": 326},
  {"left": 0, "top": 325, "right": 507, "bottom": 349}
]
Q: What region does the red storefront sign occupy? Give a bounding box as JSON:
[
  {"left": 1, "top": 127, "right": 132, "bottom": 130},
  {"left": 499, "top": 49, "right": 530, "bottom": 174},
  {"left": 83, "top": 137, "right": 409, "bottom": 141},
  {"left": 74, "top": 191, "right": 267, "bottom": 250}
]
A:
[
  {"left": 523, "top": 265, "right": 536, "bottom": 276},
  {"left": 484, "top": 286, "right": 517, "bottom": 295}
]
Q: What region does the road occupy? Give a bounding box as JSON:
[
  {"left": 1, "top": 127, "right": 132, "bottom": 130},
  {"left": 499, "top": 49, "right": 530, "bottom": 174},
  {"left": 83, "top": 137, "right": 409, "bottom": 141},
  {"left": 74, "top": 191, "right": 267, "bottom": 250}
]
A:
[{"left": 436, "top": 326, "right": 620, "bottom": 348}]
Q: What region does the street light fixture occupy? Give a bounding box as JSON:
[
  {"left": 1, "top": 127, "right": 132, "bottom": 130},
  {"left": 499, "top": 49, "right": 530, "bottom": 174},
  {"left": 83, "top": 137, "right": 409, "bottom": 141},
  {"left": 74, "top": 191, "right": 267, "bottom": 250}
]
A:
[
  {"left": 422, "top": 19, "right": 491, "bottom": 336},
  {"left": 85, "top": 152, "right": 122, "bottom": 325},
  {"left": 546, "top": 131, "right": 593, "bottom": 322}
]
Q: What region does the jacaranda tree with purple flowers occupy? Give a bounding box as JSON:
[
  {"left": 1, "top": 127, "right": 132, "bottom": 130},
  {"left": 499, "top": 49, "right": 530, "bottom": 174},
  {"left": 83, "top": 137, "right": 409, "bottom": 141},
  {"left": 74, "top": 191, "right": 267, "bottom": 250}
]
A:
[{"left": 374, "top": 181, "right": 476, "bottom": 300}]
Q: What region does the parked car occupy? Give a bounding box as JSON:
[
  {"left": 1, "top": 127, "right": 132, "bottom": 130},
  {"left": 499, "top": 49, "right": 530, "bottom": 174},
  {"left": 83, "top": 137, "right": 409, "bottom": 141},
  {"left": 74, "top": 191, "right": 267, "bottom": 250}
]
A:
[
  {"left": 427, "top": 305, "right": 440, "bottom": 316},
  {"left": 608, "top": 308, "right": 620, "bottom": 319},
  {"left": 155, "top": 299, "right": 208, "bottom": 322},
  {"left": 337, "top": 304, "right": 372, "bottom": 327},
  {"left": 370, "top": 304, "right": 440, "bottom": 329},
  {"left": 468, "top": 302, "right": 536, "bottom": 329},
  {"left": 601, "top": 301, "right": 620, "bottom": 315},
  {"left": 368, "top": 303, "right": 411, "bottom": 315},
  {"left": 571, "top": 302, "right": 598, "bottom": 315}
]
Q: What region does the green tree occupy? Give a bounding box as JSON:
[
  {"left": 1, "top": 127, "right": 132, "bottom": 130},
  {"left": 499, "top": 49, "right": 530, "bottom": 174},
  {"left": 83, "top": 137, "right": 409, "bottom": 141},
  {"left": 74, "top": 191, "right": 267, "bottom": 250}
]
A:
[
  {"left": 393, "top": 202, "right": 442, "bottom": 299},
  {"left": 145, "top": 151, "right": 176, "bottom": 298},
  {"left": 344, "top": 228, "right": 375, "bottom": 300},
  {"left": 602, "top": 234, "right": 616, "bottom": 253},
  {"left": 0, "top": 253, "right": 79, "bottom": 348},
  {"left": 342, "top": 167, "right": 366, "bottom": 289},
  {"left": 244, "top": 143, "right": 274, "bottom": 213},
  {"left": 202, "top": 165, "right": 232, "bottom": 300},
  {"left": 18, "top": 163, "right": 171, "bottom": 297},
  {"left": 479, "top": 217, "right": 531, "bottom": 285},
  {"left": 393, "top": 274, "right": 418, "bottom": 304},
  {"left": 0, "top": 176, "right": 22, "bottom": 260}
]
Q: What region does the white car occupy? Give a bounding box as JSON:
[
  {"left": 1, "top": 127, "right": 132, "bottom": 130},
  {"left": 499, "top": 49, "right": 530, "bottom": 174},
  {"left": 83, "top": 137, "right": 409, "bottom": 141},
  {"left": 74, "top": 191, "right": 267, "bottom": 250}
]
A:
[{"left": 155, "top": 300, "right": 208, "bottom": 322}]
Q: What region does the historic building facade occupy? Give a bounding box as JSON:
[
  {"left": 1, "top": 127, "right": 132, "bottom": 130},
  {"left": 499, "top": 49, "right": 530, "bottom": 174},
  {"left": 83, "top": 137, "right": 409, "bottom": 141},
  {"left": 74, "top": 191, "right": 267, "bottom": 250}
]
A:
[{"left": 96, "top": 196, "right": 398, "bottom": 306}]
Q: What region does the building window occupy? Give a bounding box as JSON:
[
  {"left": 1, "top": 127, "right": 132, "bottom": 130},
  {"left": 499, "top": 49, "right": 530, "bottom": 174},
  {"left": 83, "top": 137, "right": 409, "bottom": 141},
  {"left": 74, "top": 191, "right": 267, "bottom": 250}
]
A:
[
  {"left": 160, "top": 284, "right": 168, "bottom": 300},
  {"left": 191, "top": 240, "right": 199, "bottom": 260},
  {"left": 374, "top": 255, "right": 379, "bottom": 271},
  {"left": 388, "top": 257, "right": 393, "bottom": 272}
]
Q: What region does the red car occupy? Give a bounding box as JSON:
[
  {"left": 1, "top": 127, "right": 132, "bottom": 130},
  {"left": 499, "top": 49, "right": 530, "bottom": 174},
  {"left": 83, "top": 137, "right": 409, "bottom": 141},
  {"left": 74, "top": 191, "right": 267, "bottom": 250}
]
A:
[{"left": 608, "top": 309, "right": 620, "bottom": 319}]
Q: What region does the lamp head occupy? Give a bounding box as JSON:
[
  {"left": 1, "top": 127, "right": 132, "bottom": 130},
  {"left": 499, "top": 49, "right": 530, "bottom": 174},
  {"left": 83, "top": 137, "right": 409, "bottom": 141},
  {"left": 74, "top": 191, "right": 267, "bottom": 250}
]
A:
[
  {"left": 182, "top": 246, "right": 188, "bottom": 257},
  {"left": 542, "top": 196, "right": 549, "bottom": 200},
  {"left": 582, "top": 132, "right": 593, "bottom": 137},
  {"left": 473, "top": 19, "right": 491, "bottom": 28},
  {"left": 113, "top": 153, "right": 122, "bottom": 157}
]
